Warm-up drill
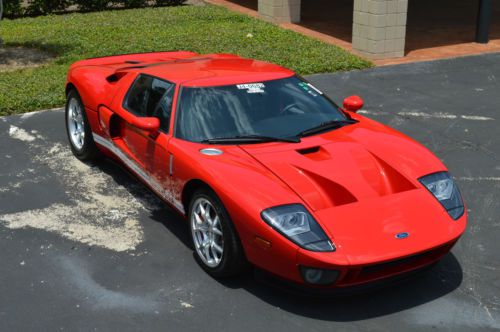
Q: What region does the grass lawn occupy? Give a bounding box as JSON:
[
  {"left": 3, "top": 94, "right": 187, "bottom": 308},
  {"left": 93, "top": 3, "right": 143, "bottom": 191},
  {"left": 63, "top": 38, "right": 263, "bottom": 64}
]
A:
[{"left": 0, "top": 5, "right": 371, "bottom": 115}]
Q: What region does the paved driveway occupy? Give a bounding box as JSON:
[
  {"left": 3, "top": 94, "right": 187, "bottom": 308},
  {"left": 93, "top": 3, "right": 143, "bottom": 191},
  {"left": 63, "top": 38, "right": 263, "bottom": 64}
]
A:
[{"left": 1, "top": 53, "right": 499, "bottom": 331}]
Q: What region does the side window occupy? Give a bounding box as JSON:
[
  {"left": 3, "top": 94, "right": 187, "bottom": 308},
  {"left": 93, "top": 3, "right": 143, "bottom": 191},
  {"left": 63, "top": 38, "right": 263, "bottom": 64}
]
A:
[
  {"left": 154, "top": 82, "right": 175, "bottom": 132},
  {"left": 124, "top": 75, "right": 175, "bottom": 133},
  {"left": 125, "top": 75, "right": 155, "bottom": 117}
]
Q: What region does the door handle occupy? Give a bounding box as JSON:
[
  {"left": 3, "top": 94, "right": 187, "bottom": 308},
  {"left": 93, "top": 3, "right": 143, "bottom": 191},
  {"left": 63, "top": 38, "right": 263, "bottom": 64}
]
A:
[{"left": 169, "top": 154, "right": 174, "bottom": 176}]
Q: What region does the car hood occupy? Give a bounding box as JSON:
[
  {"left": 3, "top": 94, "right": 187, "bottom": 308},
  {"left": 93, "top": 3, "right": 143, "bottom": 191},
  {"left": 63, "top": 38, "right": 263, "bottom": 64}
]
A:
[{"left": 240, "top": 118, "right": 465, "bottom": 263}]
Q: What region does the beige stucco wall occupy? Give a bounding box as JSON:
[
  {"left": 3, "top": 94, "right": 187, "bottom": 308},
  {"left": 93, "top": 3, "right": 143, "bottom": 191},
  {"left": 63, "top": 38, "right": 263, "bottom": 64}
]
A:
[
  {"left": 256, "top": 0, "right": 409, "bottom": 59},
  {"left": 352, "top": 0, "right": 408, "bottom": 58},
  {"left": 258, "top": 0, "right": 301, "bottom": 23}
]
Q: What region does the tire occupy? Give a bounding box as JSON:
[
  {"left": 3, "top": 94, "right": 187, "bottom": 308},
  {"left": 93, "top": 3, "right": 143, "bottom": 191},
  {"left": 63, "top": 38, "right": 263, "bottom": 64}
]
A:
[
  {"left": 65, "top": 89, "right": 100, "bottom": 162},
  {"left": 188, "top": 188, "right": 247, "bottom": 278}
]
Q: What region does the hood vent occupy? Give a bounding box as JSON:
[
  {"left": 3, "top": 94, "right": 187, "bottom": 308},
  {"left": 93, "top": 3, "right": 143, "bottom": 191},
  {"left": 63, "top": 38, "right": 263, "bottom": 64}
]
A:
[
  {"left": 296, "top": 146, "right": 331, "bottom": 161},
  {"left": 370, "top": 154, "right": 417, "bottom": 195},
  {"left": 297, "top": 146, "right": 320, "bottom": 154},
  {"left": 294, "top": 166, "right": 358, "bottom": 209}
]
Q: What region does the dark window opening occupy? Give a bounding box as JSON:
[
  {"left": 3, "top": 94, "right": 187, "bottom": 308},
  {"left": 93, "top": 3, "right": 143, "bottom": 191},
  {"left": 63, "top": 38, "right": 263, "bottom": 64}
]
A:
[{"left": 124, "top": 75, "right": 175, "bottom": 133}]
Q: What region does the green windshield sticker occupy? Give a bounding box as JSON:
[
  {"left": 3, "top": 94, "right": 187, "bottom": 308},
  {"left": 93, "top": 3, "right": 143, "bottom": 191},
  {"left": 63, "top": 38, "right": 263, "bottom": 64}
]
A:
[
  {"left": 237, "top": 83, "right": 265, "bottom": 93},
  {"left": 298, "top": 82, "right": 323, "bottom": 97}
]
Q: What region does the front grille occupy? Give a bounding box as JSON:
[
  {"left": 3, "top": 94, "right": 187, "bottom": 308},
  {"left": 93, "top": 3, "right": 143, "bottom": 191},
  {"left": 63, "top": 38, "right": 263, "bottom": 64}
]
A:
[
  {"left": 358, "top": 241, "right": 454, "bottom": 279},
  {"left": 360, "top": 251, "right": 431, "bottom": 275},
  {"left": 335, "top": 240, "right": 458, "bottom": 286}
]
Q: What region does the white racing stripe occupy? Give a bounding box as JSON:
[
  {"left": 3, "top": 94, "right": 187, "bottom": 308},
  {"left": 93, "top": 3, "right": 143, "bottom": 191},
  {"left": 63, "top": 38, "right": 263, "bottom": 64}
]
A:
[
  {"left": 93, "top": 134, "right": 185, "bottom": 214},
  {"left": 459, "top": 177, "right": 500, "bottom": 182},
  {"left": 358, "top": 110, "right": 494, "bottom": 121},
  {"left": 398, "top": 111, "right": 458, "bottom": 119},
  {"left": 460, "top": 115, "right": 494, "bottom": 121}
]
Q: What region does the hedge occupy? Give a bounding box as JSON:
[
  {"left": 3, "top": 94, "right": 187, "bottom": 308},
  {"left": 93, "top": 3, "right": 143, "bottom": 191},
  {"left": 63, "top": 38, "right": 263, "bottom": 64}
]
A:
[{"left": 2, "top": 0, "right": 186, "bottom": 18}]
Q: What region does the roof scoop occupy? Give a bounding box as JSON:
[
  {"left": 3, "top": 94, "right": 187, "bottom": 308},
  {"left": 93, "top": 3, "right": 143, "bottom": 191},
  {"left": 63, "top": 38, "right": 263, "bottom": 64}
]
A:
[{"left": 106, "top": 71, "right": 128, "bottom": 83}]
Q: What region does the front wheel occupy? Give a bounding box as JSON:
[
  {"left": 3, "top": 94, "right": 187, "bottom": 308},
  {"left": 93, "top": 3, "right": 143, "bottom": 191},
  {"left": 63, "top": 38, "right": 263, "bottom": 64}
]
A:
[
  {"left": 189, "top": 188, "right": 247, "bottom": 278},
  {"left": 65, "top": 89, "right": 100, "bottom": 161}
]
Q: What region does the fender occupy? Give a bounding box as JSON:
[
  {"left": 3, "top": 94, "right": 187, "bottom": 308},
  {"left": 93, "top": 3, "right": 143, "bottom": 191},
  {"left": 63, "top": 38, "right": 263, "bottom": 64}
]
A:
[{"left": 66, "top": 66, "right": 123, "bottom": 112}]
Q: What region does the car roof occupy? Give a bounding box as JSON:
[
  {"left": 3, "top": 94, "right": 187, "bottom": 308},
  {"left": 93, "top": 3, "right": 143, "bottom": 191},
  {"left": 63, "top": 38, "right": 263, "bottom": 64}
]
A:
[{"left": 132, "top": 53, "right": 296, "bottom": 87}]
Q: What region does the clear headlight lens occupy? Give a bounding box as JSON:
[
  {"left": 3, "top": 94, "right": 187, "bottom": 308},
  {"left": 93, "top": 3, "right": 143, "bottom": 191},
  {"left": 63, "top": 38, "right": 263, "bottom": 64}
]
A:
[
  {"left": 419, "top": 172, "right": 464, "bottom": 220},
  {"left": 261, "top": 204, "right": 335, "bottom": 252}
]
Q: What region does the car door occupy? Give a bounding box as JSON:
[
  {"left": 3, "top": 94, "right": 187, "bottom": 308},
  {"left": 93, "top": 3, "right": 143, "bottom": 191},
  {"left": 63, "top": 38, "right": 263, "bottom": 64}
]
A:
[
  {"left": 113, "top": 74, "right": 168, "bottom": 167},
  {"left": 106, "top": 74, "right": 177, "bottom": 205},
  {"left": 144, "top": 78, "right": 177, "bottom": 197}
]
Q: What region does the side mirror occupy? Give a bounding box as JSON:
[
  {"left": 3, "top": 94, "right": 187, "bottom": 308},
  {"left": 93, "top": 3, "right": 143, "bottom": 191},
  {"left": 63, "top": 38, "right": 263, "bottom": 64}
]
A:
[
  {"left": 130, "top": 116, "right": 160, "bottom": 133},
  {"left": 343, "top": 95, "right": 364, "bottom": 112}
]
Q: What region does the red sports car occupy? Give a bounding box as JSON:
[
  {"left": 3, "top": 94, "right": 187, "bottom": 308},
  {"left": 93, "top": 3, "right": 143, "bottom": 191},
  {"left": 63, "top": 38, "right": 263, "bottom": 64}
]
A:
[{"left": 65, "top": 51, "right": 466, "bottom": 289}]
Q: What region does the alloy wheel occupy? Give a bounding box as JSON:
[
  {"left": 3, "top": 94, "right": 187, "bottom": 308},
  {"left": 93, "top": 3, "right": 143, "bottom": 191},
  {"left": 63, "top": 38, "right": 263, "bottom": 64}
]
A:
[
  {"left": 190, "top": 197, "right": 224, "bottom": 268},
  {"left": 67, "top": 97, "right": 85, "bottom": 151}
]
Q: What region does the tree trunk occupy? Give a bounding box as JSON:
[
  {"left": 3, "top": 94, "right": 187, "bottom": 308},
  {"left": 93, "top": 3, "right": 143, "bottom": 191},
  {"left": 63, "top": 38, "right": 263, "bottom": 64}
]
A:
[{"left": 0, "top": 0, "right": 3, "bottom": 46}]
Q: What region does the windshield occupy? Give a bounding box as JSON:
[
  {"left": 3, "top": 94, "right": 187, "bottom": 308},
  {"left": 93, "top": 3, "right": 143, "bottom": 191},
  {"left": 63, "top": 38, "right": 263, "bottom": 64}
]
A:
[{"left": 175, "top": 76, "right": 348, "bottom": 143}]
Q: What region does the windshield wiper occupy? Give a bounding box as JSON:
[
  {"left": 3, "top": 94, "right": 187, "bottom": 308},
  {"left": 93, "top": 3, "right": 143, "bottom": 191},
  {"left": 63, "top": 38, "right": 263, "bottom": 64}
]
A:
[
  {"left": 201, "top": 134, "right": 300, "bottom": 144},
  {"left": 298, "top": 119, "right": 357, "bottom": 137}
]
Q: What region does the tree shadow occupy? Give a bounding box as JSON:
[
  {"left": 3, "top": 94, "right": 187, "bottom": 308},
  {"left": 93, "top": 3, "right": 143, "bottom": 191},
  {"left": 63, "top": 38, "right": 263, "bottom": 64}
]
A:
[
  {"left": 93, "top": 158, "right": 463, "bottom": 322},
  {"left": 3, "top": 3, "right": 192, "bottom": 20},
  {"left": 2, "top": 41, "right": 73, "bottom": 58}
]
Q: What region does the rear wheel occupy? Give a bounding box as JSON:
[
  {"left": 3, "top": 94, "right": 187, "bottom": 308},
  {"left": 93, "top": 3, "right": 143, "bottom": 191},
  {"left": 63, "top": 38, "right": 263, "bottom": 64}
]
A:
[
  {"left": 189, "top": 188, "right": 246, "bottom": 277},
  {"left": 65, "top": 89, "right": 100, "bottom": 161}
]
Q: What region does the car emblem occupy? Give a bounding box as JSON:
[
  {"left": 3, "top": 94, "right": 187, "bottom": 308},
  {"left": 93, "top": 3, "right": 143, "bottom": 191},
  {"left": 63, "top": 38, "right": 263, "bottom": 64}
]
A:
[{"left": 395, "top": 232, "right": 409, "bottom": 239}]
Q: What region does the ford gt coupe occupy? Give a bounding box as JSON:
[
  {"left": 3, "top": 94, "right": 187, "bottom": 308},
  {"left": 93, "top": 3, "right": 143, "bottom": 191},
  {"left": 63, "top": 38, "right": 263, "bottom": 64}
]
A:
[{"left": 65, "top": 51, "right": 466, "bottom": 289}]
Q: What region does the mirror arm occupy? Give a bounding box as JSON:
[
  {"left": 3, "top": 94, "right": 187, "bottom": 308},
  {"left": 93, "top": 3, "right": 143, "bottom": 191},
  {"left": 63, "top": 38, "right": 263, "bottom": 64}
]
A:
[{"left": 149, "top": 131, "right": 160, "bottom": 139}]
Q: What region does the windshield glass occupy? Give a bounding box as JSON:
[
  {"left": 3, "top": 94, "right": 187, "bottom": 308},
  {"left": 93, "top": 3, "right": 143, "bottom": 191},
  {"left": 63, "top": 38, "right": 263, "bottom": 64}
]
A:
[{"left": 176, "top": 76, "right": 347, "bottom": 143}]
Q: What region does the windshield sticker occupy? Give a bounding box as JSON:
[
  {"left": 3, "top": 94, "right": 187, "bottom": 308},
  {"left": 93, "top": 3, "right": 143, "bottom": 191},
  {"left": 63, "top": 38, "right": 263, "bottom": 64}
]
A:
[
  {"left": 237, "top": 83, "right": 265, "bottom": 94},
  {"left": 307, "top": 83, "right": 324, "bottom": 95},
  {"left": 298, "top": 82, "right": 323, "bottom": 97}
]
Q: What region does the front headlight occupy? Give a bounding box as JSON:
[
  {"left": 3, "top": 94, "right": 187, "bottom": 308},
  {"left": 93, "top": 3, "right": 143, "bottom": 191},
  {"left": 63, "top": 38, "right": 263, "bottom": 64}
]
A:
[
  {"left": 419, "top": 172, "right": 464, "bottom": 220},
  {"left": 261, "top": 204, "right": 335, "bottom": 252}
]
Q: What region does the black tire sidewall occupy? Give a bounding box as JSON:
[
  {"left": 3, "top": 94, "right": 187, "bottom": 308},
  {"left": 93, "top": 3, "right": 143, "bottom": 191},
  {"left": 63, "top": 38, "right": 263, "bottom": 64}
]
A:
[{"left": 65, "top": 89, "right": 99, "bottom": 161}]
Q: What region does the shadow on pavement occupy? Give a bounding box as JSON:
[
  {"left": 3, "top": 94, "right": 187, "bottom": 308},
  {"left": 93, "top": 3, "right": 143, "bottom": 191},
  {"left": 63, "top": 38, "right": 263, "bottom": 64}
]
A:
[{"left": 219, "top": 253, "right": 462, "bottom": 321}]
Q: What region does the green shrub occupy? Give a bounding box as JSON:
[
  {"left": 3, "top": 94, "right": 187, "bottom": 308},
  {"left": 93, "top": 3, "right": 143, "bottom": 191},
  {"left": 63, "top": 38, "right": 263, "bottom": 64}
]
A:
[
  {"left": 156, "top": 0, "right": 186, "bottom": 5},
  {"left": 117, "top": 0, "right": 148, "bottom": 8},
  {"left": 73, "top": 0, "right": 110, "bottom": 11},
  {"left": 1, "top": 0, "right": 186, "bottom": 18},
  {"left": 24, "top": 0, "right": 70, "bottom": 16},
  {"left": 4, "top": 0, "right": 23, "bottom": 18}
]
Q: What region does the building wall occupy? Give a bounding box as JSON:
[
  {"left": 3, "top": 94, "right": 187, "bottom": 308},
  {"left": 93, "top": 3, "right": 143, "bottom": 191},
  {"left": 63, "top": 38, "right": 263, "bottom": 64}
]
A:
[
  {"left": 258, "top": 0, "right": 301, "bottom": 23},
  {"left": 352, "top": 0, "right": 408, "bottom": 58},
  {"left": 257, "top": 0, "right": 409, "bottom": 59}
]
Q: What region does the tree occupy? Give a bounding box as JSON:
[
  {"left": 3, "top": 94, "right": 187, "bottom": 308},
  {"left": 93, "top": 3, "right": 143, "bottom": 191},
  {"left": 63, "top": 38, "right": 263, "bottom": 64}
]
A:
[{"left": 0, "top": 0, "right": 3, "bottom": 46}]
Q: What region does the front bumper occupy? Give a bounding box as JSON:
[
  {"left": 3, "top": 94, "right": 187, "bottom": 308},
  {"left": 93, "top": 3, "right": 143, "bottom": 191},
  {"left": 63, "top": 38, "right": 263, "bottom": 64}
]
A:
[
  {"left": 255, "top": 259, "right": 439, "bottom": 297},
  {"left": 294, "top": 238, "right": 458, "bottom": 288}
]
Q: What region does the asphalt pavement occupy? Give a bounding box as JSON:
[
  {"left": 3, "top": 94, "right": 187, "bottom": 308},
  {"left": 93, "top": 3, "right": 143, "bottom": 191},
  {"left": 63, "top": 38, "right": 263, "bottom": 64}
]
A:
[{"left": 1, "top": 53, "right": 499, "bottom": 331}]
